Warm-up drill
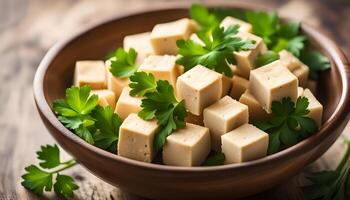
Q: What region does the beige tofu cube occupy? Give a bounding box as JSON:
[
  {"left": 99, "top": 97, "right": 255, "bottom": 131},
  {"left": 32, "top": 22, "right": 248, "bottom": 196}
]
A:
[
  {"left": 176, "top": 65, "right": 222, "bottom": 115},
  {"left": 297, "top": 87, "right": 304, "bottom": 97},
  {"left": 222, "top": 75, "right": 233, "bottom": 97},
  {"left": 307, "top": 80, "right": 317, "bottom": 94},
  {"left": 279, "top": 50, "right": 302, "bottom": 71},
  {"left": 220, "top": 16, "right": 253, "bottom": 33},
  {"left": 115, "top": 87, "right": 142, "bottom": 120},
  {"left": 239, "top": 90, "right": 271, "bottom": 122},
  {"left": 162, "top": 123, "right": 211, "bottom": 166},
  {"left": 190, "top": 33, "right": 204, "bottom": 46},
  {"left": 302, "top": 89, "right": 323, "bottom": 127},
  {"left": 234, "top": 32, "right": 267, "bottom": 78},
  {"left": 221, "top": 124, "right": 269, "bottom": 163},
  {"left": 139, "top": 55, "right": 180, "bottom": 87},
  {"left": 91, "top": 90, "right": 116, "bottom": 110},
  {"left": 249, "top": 60, "right": 298, "bottom": 113},
  {"left": 74, "top": 61, "right": 106, "bottom": 89},
  {"left": 230, "top": 75, "right": 249, "bottom": 100},
  {"left": 150, "top": 18, "right": 197, "bottom": 55},
  {"left": 105, "top": 60, "right": 129, "bottom": 99},
  {"left": 123, "top": 32, "right": 154, "bottom": 65},
  {"left": 204, "top": 96, "right": 249, "bottom": 151},
  {"left": 118, "top": 114, "right": 159, "bottom": 162},
  {"left": 293, "top": 64, "right": 309, "bottom": 87},
  {"left": 186, "top": 112, "right": 204, "bottom": 126}
]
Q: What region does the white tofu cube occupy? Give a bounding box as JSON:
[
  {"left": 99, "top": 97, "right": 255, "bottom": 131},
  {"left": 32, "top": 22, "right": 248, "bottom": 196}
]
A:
[
  {"left": 123, "top": 32, "right": 154, "bottom": 65},
  {"left": 249, "top": 60, "right": 298, "bottom": 113},
  {"left": 279, "top": 50, "right": 302, "bottom": 71},
  {"left": 162, "top": 123, "right": 211, "bottom": 166},
  {"left": 74, "top": 61, "right": 106, "bottom": 89},
  {"left": 115, "top": 87, "right": 142, "bottom": 120},
  {"left": 239, "top": 90, "right": 271, "bottom": 122},
  {"left": 139, "top": 55, "right": 181, "bottom": 87},
  {"left": 105, "top": 60, "right": 129, "bottom": 99},
  {"left": 150, "top": 18, "right": 197, "bottom": 55},
  {"left": 203, "top": 96, "right": 249, "bottom": 151},
  {"left": 297, "top": 87, "right": 304, "bottom": 97},
  {"left": 176, "top": 65, "right": 222, "bottom": 115},
  {"left": 293, "top": 64, "right": 309, "bottom": 87},
  {"left": 234, "top": 32, "right": 267, "bottom": 78},
  {"left": 302, "top": 89, "right": 323, "bottom": 127},
  {"left": 221, "top": 124, "right": 269, "bottom": 163},
  {"left": 220, "top": 16, "right": 253, "bottom": 33},
  {"left": 230, "top": 75, "right": 249, "bottom": 100},
  {"left": 118, "top": 113, "right": 159, "bottom": 162},
  {"left": 91, "top": 90, "right": 116, "bottom": 110},
  {"left": 190, "top": 33, "right": 204, "bottom": 46},
  {"left": 222, "top": 75, "right": 232, "bottom": 97}
]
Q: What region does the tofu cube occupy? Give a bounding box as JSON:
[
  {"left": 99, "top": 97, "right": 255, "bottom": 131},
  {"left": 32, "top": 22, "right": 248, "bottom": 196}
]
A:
[
  {"left": 297, "top": 87, "right": 304, "bottom": 97},
  {"left": 115, "top": 87, "right": 142, "bottom": 120},
  {"left": 279, "top": 50, "right": 302, "bottom": 71},
  {"left": 150, "top": 18, "right": 197, "bottom": 55},
  {"left": 162, "top": 123, "right": 211, "bottom": 166},
  {"left": 222, "top": 75, "right": 233, "bottom": 97},
  {"left": 307, "top": 80, "right": 317, "bottom": 94},
  {"left": 123, "top": 32, "right": 154, "bottom": 65},
  {"left": 302, "top": 89, "right": 323, "bottom": 127},
  {"left": 221, "top": 124, "right": 269, "bottom": 163},
  {"left": 293, "top": 64, "right": 309, "bottom": 87},
  {"left": 249, "top": 60, "right": 298, "bottom": 113},
  {"left": 118, "top": 113, "right": 158, "bottom": 162},
  {"left": 176, "top": 65, "right": 222, "bottom": 115},
  {"left": 230, "top": 75, "right": 249, "bottom": 100},
  {"left": 239, "top": 90, "right": 271, "bottom": 122},
  {"left": 91, "top": 90, "right": 116, "bottom": 110},
  {"left": 190, "top": 33, "right": 204, "bottom": 46},
  {"left": 105, "top": 60, "right": 129, "bottom": 99},
  {"left": 74, "top": 61, "right": 106, "bottom": 89},
  {"left": 234, "top": 32, "right": 267, "bottom": 78},
  {"left": 220, "top": 16, "right": 253, "bottom": 33},
  {"left": 139, "top": 55, "right": 181, "bottom": 87},
  {"left": 204, "top": 96, "right": 248, "bottom": 151}
]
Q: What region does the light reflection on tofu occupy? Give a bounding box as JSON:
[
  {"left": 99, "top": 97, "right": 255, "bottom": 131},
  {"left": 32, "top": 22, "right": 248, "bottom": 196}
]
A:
[
  {"left": 74, "top": 61, "right": 106, "bottom": 89},
  {"left": 123, "top": 32, "right": 154, "bottom": 65},
  {"left": 91, "top": 89, "right": 116, "bottom": 110},
  {"left": 162, "top": 123, "right": 211, "bottom": 167},
  {"left": 221, "top": 123, "right": 268, "bottom": 164},
  {"left": 114, "top": 87, "right": 142, "bottom": 120}
]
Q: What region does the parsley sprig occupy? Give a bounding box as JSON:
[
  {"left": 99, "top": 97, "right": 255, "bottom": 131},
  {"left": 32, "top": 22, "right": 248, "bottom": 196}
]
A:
[
  {"left": 203, "top": 152, "right": 225, "bottom": 166},
  {"left": 303, "top": 139, "right": 350, "bottom": 200},
  {"left": 129, "top": 72, "right": 187, "bottom": 151},
  {"left": 256, "top": 50, "right": 280, "bottom": 67},
  {"left": 21, "top": 144, "right": 79, "bottom": 198},
  {"left": 108, "top": 48, "right": 138, "bottom": 78},
  {"left": 176, "top": 25, "right": 255, "bottom": 77},
  {"left": 254, "top": 97, "right": 318, "bottom": 154},
  {"left": 53, "top": 86, "right": 122, "bottom": 152}
]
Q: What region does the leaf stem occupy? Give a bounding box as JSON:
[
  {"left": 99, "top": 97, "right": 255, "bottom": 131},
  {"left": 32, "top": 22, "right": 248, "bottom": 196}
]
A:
[
  {"left": 336, "top": 141, "right": 350, "bottom": 172},
  {"left": 51, "top": 159, "right": 77, "bottom": 174}
]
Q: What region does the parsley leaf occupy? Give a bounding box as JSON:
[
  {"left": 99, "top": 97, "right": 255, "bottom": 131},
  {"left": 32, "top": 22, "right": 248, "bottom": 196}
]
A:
[
  {"left": 190, "top": 3, "right": 219, "bottom": 31},
  {"left": 91, "top": 105, "right": 122, "bottom": 152},
  {"left": 54, "top": 174, "right": 79, "bottom": 198},
  {"left": 129, "top": 72, "right": 157, "bottom": 97},
  {"left": 176, "top": 25, "right": 255, "bottom": 77},
  {"left": 37, "top": 144, "right": 61, "bottom": 169},
  {"left": 300, "top": 51, "right": 331, "bottom": 79},
  {"left": 203, "top": 152, "right": 225, "bottom": 166},
  {"left": 255, "top": 97, "right": 318, "bottom": 154},
  {"left": 246, "top": 11, "right": 279, "bottom": 45},
  {"left": 53, "top": 86, "right": 98, "bottom": 144},
  {"left": 256, "top": 51, "right": 280, "bottom": 67},
  {"left": 109, "top": 48, "right": 138, "bottom": 78},
  {"left": 22, "top": 144, "right": 79, "bottom": 197}
]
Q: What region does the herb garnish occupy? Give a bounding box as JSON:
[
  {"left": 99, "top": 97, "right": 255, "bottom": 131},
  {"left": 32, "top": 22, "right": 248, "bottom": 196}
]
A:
[
  {"left": 256, "top": 50, "right": 280, "bottom": 67},
  {"left": 203, "top": 152, "right": 225, "bottom": 166},
  {"left": 109, "top": 48, "right": 138, "bottom": 78}
]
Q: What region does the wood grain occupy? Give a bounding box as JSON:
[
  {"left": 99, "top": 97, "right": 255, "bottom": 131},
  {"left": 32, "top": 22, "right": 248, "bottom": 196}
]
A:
[{"left": 0, "top": 0, "right": 349, "bottom": 199}]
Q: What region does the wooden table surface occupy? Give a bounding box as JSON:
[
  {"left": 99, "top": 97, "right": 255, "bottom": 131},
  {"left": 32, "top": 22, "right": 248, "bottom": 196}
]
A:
[{"left": 0, "top": 0, "right": 349, "bottom": 199}]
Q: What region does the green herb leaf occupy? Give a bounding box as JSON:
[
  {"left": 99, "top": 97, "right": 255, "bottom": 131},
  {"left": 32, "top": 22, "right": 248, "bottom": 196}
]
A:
[
  {"left": 254, "top": 97, "right": 318, "bottom": 154},
  {"left": 176, "top": 25, "right": 255, "bottom": 77},
  {"left": 91, "top": 105, "right": 122, "bottom": 152},
  {"left": 129, "top": 72, "right": 157, "bottom": 97},
  {"left": 286, "top": 36, "right": 306, "bottom": 57},
  {"left": 54, "top": 174, "right": 79, "bottom": 198},
  {"left": 37, "top": 144, "right": 61, "bottom": 169},
  {"left": 109, "top": 48, "right": 138, "bottom": 78},
  {"left": 256, "top": 51, "right": 280, "bottom": 67},
  {"left": 203, "top": 152, "right": 225, "bottom": 166},
  {"left": 21, "top": 165, "right": 53, "bottom": 195},
  {"left": 190, "top": 3, "right": 219, "bottom": 31},
  {"left": 300, "top": 51, "right": 331, "bottom": 79}
]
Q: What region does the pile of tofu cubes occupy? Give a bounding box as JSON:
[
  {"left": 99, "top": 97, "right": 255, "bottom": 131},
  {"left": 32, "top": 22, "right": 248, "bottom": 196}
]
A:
[{"left": 73, "top": 16, "right": 323, "bottom": 167}]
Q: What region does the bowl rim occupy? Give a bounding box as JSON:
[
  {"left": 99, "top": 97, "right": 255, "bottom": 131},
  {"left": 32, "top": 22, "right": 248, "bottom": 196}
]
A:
[{"left": 33, "top": 2, "right": 350, "bottom": 172}]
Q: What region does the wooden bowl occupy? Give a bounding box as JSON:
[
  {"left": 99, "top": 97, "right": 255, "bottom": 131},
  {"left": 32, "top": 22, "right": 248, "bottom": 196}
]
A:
[{"left": 33, "top": 2, "right": 350, "bottom": 200}]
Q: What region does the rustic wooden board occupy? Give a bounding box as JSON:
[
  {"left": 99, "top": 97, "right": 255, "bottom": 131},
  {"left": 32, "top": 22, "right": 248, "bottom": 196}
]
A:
[{"left": 0, "top": 0, "right": 349, "bottom": 199}]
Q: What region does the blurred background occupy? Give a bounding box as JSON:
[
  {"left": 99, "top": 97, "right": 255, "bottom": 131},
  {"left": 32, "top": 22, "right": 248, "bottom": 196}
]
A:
[{"left": 0, "top": 0, "right": 349, "bottom": 199}]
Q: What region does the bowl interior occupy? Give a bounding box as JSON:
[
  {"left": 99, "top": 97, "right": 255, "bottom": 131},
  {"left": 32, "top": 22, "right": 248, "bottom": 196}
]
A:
[{"left": 42, "top": 7, "right": 342, "bottom": 162}]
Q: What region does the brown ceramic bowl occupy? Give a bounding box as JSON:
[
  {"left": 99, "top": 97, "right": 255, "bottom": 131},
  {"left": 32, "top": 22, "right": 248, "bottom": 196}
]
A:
[{"left": 33, "top": 2, "right": 350, "bottom": 200}]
